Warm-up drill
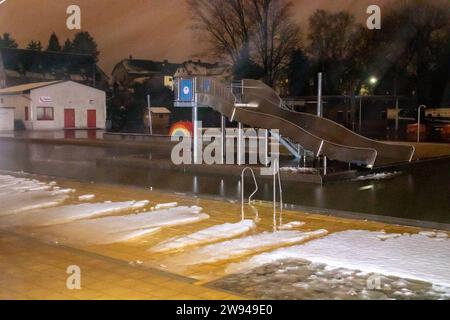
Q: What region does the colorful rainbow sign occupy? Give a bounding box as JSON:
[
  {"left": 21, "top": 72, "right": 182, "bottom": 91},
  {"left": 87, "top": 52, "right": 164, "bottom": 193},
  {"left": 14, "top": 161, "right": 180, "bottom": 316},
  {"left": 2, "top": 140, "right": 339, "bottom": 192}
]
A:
[{"left": 169, "top": 121, "right": 193, "bottom": 137}]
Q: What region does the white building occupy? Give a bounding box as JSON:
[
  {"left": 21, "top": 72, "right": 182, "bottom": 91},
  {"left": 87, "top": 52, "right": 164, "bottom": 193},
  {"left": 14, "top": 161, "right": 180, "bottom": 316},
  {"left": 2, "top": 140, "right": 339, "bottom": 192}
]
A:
[
  {"left": 0, "top": 81, "right": 106, "bottom": 130},
  {"left": 0, "top": 107, "right": 14, "bottom": 131}
]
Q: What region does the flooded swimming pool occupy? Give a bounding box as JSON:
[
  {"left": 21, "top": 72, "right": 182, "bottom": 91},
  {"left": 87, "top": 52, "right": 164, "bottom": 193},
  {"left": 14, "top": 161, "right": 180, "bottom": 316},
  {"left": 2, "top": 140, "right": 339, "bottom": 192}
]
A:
[{"left": 0, "top": 139, "right": 449, "bottom": 225}]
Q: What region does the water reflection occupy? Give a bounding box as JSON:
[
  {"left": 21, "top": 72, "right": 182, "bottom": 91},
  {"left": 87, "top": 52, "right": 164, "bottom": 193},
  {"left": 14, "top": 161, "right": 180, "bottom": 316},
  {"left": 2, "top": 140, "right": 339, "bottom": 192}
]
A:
[{"left": 0, "top": 140, "right": 449, "bottom": 224}]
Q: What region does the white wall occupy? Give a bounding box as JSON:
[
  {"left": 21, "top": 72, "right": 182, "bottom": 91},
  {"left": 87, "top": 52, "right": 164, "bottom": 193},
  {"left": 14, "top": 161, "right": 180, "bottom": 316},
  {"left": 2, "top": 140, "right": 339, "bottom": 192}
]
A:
[
  {"left": 0, "top": 94, "right": 30, "bottom": 122},
  {"left": 0, "top": 108, "right": 15, "bottom": 131},
  {"left": 30, "top": 81, "right": 106, "bottom": 130}
]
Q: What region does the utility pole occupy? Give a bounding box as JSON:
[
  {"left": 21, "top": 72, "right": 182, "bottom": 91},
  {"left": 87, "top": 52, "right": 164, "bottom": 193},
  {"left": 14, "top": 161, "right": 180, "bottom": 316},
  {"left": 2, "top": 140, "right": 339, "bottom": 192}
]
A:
[
  {"left": 417, "top": 105, "right": 426, "bottom": 143},
  {"left": 317, "top": 73, "right": 323, "bottom": 117},
  {"left": 147, "top": 94, "right": 153, "bottom": 135}
]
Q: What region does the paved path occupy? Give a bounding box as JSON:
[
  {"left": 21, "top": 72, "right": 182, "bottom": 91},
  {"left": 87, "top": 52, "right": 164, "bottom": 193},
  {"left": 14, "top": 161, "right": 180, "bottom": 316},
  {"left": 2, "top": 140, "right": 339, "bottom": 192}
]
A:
[{"left": 0, "top": 231, "right": 242, "bottom": 300}]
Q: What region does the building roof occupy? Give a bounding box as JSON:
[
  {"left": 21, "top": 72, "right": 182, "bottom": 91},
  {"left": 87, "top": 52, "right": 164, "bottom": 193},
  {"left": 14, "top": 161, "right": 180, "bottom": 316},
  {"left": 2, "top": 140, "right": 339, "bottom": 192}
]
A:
[
  {"left": 149, "top": 107, "right": 171, "bottom": 114},
  {"left": 0, "top": 81, "right": 63, "bottom": 95},
  {"left": 113, "top": 58, "right": 181, "bottom": 77},
  {"left": 0, "top": 80, "right": 105, "bottom": 95},
  {"left": 174, "top": 60, "right": 232, "bottom": 79}
]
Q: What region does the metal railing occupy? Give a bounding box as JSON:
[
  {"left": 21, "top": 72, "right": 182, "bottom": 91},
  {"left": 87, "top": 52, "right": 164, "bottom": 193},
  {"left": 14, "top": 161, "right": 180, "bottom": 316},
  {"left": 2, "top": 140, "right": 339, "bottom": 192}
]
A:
[
  {"left": 272, "top": 159, "right": 283, "bottom": 230},
  {"left": 241, "top": 167, "right": 259, "bottom": 221}
]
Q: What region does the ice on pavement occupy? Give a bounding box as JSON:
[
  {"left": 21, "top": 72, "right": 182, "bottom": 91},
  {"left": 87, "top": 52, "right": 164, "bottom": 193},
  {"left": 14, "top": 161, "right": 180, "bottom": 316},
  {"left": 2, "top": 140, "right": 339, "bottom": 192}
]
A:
[
  {"left": 278, "top": 221, "right": 305, "bottom": 230},
  {"left": 155, "top": 202, "right": 178, "bottom": 210},
  {"left": 167, "top": 229, "right": 328, "bottom": 266},
  {"left": 0, "top": 201, "right": 150, "bottom": 227},
  {"left": 151, "top": 219, "right": 256, "bottom": 253},
  {"left": 0, "top": 174, "right": 68, "bottom": 216},
  {"left": 78, "top": 194, "right": 96, "bottom": 201},
  {"left": 0, "top": 189, "right": 68, "bottom": 216},
  {"left": 225, "top": 230, "right": 450, "bottom": 288},
  {"left": 354, "top": 171, "right": 401, "bottom": 181},
  {"left": 43, "top": 206, "right": 209, "bottom": 245}
]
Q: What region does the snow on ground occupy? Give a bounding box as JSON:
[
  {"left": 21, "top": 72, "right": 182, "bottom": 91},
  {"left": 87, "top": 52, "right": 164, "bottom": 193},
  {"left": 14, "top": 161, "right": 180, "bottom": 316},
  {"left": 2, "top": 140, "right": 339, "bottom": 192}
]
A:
[
  {"left": 155, "top": 202, "right": 178, "bottom": 210},
  {"left": 215, "top": 259, "right": 448, "bottom": 300},
  {"left": 354, "top": 171, "right": 401, "bottom": 181},
  {"left": 43, "top": 206, "right": 209, "bottom": 245},
  {"left": 51, "top": 188, "right": 76, "bottom": 194},
  {"left": 151, "top": 220, "right": 256, "bottom": 253},
  {"left": 280, "top": 167, "right": 318, "bottom": 174},
  {"left": 78, "top": 194, "right": 96, "bottom": 201},
  {"left": 0, "top": 175, "right": 69, "bottom": 216},
  {"left": 278, "top": 221, "right": 305, "bottom": 230},
  {"left": 0, "top": 190, "right": 68, "bottom": 216},
  {"left": 226, "top": 230, "right": 450, "bottom": 289},
  {"left": 167, "top": 229, "right": 328, "bottom": 266},
  {"left": 0, "top": 201, "right": 149, "bottom": 227}
]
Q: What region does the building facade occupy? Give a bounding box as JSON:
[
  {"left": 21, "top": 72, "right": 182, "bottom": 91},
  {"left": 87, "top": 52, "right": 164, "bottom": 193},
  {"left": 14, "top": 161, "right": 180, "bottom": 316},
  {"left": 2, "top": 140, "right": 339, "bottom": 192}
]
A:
[{"left": 0, "top": 81, "right": 106, "bottom": 130}]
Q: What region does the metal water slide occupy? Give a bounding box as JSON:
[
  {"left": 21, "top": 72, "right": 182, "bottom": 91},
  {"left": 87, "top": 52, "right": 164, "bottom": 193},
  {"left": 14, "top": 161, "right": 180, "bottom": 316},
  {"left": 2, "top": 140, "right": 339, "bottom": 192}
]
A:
[{"left": 181, "top": 77, "right": 415, "bottom": 168}]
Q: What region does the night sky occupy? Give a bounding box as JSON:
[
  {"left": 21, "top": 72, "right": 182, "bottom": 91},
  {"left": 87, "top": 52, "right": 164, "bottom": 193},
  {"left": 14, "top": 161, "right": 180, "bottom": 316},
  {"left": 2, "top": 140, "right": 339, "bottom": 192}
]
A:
[{"left": 0, "top": 0, "right": 394, "bottom": 73}]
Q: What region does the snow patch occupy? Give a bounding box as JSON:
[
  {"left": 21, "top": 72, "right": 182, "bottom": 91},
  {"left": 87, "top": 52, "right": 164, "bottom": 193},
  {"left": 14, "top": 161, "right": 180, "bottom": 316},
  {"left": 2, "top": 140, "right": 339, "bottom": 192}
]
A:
[
  {"left": 151, "top": 219, "right": 256, "bottom": 253},
  {"left": 278, "top": 221, "right": 305, "bottom": 230},
  {"left": 226, "top": 230, "right": 450, "bottom": 289},
  {"left": 280, "top": 167, "right": 318, "bottom": 174},
  {"left": 78, "top": 194, "right": 95, "bottom": 201},
  {"left": 0, "top": 201, "right": 149, "bottom": 227},
  {"left": 354, "top": 171, "right": 401, "bottom": 181},
  {"left": 51, "top": 188, "right": 76, "bottom": 195},
  {"left": 43, "top": 206, "right": 209, "bottom": 245},
  {"left": 155, "top": 202, "right": 178, "bottom": 210},
  {"left": 168, "top": 229, "right": 328, "bottom": 266}
]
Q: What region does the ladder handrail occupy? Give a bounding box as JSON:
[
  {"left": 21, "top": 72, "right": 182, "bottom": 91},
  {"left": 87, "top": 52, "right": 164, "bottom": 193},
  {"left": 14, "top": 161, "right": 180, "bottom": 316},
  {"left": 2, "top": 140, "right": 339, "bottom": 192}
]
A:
[
  {"left": 241, "top": 167, "right": 259, "bottom": 221},
  {"left": 273, "top": 159, "right": 283, "bottom": 230}
]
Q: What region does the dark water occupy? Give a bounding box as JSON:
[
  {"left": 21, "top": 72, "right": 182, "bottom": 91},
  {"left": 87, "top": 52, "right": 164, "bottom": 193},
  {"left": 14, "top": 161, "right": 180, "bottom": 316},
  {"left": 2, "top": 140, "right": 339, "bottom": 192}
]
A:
[{"left": 0, "top": 140, "right": 449, "bottom": 224}]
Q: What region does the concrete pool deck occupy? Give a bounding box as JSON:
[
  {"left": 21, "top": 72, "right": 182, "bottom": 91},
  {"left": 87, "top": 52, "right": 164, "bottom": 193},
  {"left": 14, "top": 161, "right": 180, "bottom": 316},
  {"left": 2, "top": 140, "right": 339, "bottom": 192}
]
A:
[{"left": 0, "top": 231, "right": 242, "bottom": 300}]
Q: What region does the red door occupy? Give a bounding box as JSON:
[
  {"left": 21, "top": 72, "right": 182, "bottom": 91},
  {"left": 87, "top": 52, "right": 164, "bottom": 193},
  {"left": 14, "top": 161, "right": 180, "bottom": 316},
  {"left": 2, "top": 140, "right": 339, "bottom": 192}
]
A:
[
  {"left": 64, "top": 109, "right": 75, "bottom": 128},
  {"left": 87, "top": 110, "right": 96, "bottom": 128}
]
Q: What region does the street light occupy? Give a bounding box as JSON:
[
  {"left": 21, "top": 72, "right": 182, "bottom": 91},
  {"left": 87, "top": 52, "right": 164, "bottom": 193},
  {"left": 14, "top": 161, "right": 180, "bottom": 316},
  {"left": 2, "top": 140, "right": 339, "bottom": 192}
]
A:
[
  {"left": 369, "top": 77, "right": 378, "bottom": 85},
  {"left": 417, "top": 105, "right": 426, "bottom": 143}
]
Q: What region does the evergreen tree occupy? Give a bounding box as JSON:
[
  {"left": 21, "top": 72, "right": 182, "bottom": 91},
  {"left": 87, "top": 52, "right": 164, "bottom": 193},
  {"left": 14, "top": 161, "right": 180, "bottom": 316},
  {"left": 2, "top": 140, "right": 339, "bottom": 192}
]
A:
[
  {"left": 62, "top": 38, "right": 73, "bottom": 52},
  {"left": 0, "top": 33, "right": 18, "bottom": 48},
  {"left": 46, "top": 32, "right": 61, "bottom": 51},
  {"left": 70, "top": 31, "right": 99, "bottom": 61},
  {"left": 26, "top": 40, "right": 43, "bottom": 51}
]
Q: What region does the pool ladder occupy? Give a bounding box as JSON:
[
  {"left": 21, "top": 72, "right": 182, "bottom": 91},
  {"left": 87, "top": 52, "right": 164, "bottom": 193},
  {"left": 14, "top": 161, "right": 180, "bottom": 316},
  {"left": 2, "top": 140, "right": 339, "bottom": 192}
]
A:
[
  {"left": 272, "top": 159, "right": 283, "bottom": 229},
  {"left": 241, "top": 167, "right": 258, "bottom": 221},
  {"left": 240, "top": 161, "right": 284, "bottom": 229}
]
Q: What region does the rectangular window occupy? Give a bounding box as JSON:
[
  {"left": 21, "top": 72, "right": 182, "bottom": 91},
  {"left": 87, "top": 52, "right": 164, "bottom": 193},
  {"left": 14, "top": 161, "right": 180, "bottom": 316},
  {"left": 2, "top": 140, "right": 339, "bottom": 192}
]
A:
[
  {"left": 36, "top": 107, "right": 54, "bottom": 121},
  {"left": 25, "top": 107, "right": 29, "bottom": 121}
]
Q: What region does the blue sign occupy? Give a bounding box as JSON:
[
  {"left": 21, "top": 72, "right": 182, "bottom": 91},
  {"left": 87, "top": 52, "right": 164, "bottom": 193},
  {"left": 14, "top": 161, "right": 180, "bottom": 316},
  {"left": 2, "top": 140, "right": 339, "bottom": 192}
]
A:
[{"left": 180, "top": 79, "right": 194, "bottom": 102}]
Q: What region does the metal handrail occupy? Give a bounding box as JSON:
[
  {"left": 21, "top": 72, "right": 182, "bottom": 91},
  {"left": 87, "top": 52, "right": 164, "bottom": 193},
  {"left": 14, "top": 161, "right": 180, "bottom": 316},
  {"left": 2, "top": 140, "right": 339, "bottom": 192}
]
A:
[
  {"left": 272, "top": 159, "right": 283, "bottom": 230},
  {"left": 241, "top": 167, "right": 259, "bottom": 221}
]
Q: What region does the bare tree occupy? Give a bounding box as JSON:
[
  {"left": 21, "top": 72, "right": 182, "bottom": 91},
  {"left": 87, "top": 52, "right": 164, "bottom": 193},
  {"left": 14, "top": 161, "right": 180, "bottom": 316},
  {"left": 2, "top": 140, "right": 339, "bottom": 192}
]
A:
[
  {"left": 250, "top": 0, "right": 300, "bottom": 86},
  {"left": 374, "top": 0, "right": 450, "bottom": 106},
  {"left": 188, "top": 0, "right": 300, "bottom": 85},
  {"left": 188, "top": 0, "right": 252, "bottom": 64}
]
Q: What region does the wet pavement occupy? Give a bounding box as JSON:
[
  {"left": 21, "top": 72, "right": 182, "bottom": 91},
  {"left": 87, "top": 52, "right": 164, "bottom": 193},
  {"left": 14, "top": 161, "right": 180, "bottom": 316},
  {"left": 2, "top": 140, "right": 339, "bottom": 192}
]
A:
[{"left": 0, "top": 138, "right": 449, "bottom": 225}]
